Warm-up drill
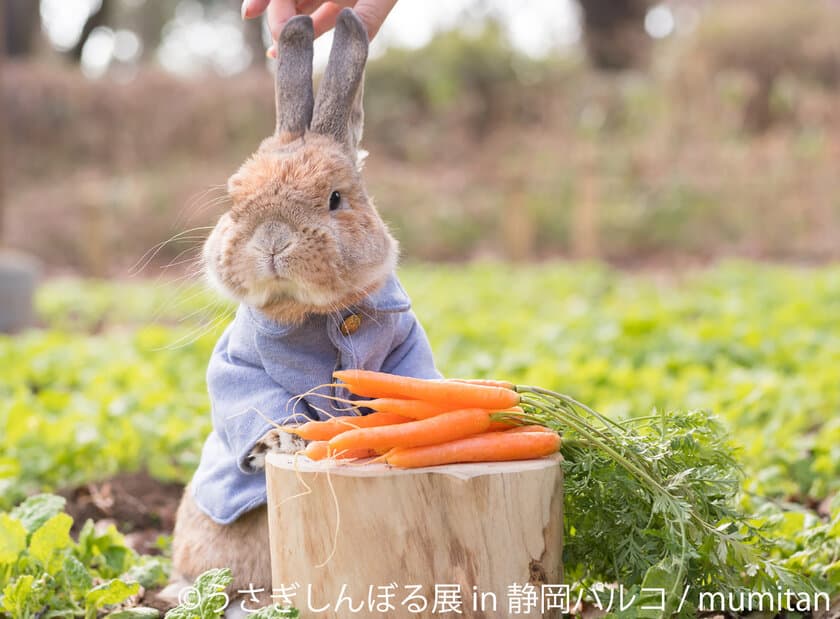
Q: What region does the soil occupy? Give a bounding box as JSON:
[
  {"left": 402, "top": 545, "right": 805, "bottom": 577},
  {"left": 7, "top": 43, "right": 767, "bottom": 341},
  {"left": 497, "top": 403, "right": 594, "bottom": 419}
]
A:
[
  {"left": 59, "top": 471, "right": 184, "bottom": 555},
  {"left": 57, "top": 471, "right": 186, "bottom": 612}
]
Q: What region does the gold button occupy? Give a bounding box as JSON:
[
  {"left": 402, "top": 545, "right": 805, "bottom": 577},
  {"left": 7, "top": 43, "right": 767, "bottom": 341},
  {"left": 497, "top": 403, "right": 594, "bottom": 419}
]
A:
[{"left": 339, "top": 314, "right": 361, "bottom": 336}]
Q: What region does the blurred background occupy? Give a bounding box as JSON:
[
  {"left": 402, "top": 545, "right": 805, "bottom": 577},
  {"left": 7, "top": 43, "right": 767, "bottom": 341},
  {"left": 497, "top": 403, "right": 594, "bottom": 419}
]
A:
[
  {"left": 2, "top": 2, "right": 840, "bottom": 607},
  {"left": 4, "top": 0, "right": 840, "bottom": 274}
]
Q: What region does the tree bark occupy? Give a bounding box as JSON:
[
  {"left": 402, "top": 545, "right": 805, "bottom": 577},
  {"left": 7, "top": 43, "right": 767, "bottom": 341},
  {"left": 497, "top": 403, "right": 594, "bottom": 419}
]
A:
[
  {"left": 577, "top": 0, "right": 652, "bottom": 71},
  {"left": 3, "top": 0, "right": 41, "bottom": 57},
  {"left": 266, "top": 453, "right": 564, "bottom": 619},
  {"left": 0, "top": 1, "right": 5, "bottom": 242}
]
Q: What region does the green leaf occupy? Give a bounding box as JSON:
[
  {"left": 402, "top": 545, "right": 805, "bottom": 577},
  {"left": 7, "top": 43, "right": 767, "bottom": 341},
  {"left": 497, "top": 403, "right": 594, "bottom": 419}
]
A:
[
  {"left": 76, "top": 519, "right": 136, "bottom": 579},
  {"left": 106, "top": 607, "right": 161, "bottom": 619},
  {"left": 164, "top": 568, "right": 233, "bottom": 619},
  {"left": 2, "top": 574, "right": 34, "bottom": 615},
  {"left": 637, "top": 558, "right": 680, "bottom": 619},
  {"left": 85, "top": 579, "right": 140, "bottom": 619},
  {"left": 0, "top": 514, "right": 27, "bottom": 564},
  {"left": 1, "top": 574, "right": 50, "bottom": 619},
  {"left": 193, "top": 567, "right": 232, "bottom": 595},
  {"left": 248, "top": 605, "right": 300, "bottom": 619},
  {"left": 76, "top": 519, "right": 97, "bottom": 562},
  {"left": 828, "top": 515, "right": 840, "bottom": 539},
  {"left": 100, "top": 545, "right": 134, "bottom": 579},
  {"left": 10, "top": 495, "right": 66, "bottom": 534},
  {"left": 28, "top": 512, "right": 73, "bottom": 566},
  {"left": 63, "top": 554, "right": 94, "bottom": 597},
  {"left": 121, "top": 558, "right": 169, "bottom": 589}
]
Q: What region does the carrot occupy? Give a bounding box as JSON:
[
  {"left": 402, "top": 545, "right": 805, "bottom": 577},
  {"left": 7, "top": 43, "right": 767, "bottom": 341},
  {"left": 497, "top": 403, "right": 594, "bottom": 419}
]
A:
[
  {"left": 334, "top": 370, "right": 520, "bottom": 410},
  {"left": 385, "top": 431, "right": 561, "bottom": 468},
  {"left": 487, "top": 419, "right": 520, "bottom": 431},
  {"left": 287, "top": 412, "right": 410, "bottom": 441},
  {"left": 361, "top": 398, "right": 456, "bottom": 420},
  {"left": 486, "top": 406, "right": 527, "bottom": 431},
  {"left": 304, "top": 441, "right": 377, "bottom": 461},
  {"left": 329, "top": 408, "right": 491, "bottom": 452},
  {"left": 365, "top": 400, "right": 523, "bottom": 422},
  {"left": 447, "top": 378, "right": 516, "bottom": 390}
]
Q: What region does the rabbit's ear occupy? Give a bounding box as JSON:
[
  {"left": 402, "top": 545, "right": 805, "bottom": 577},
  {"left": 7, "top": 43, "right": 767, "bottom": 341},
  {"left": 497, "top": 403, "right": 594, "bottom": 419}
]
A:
[
  {"left": 274, "top": 15, "right": 315, "bottom": 140},
  {"left": 347, "top": 75, "right": 365, "bottom": 160},
  {"left": 310, "top": 8, "right": 368, "bottom": 152}
]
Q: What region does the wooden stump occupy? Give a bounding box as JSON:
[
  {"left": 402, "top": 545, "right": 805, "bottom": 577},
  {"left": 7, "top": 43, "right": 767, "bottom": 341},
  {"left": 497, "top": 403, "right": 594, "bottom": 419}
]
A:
[{"left": 265, "top": 453, "right": 563, "bottom": 619}]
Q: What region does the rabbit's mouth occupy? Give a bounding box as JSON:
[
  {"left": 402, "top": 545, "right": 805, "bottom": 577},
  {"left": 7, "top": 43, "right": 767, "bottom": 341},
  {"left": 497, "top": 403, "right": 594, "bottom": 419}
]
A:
[
  {"left": 201, "top": 225, "right": 346, "bottom": 312},
  {"left": 203, "top": 207, "right": 398, "bottom": 317}
]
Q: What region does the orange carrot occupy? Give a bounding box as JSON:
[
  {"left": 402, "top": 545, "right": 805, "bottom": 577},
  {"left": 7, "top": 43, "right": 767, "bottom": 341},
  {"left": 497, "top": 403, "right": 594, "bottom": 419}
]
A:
[
  {"left": 385, "top": 432, "right": 561, "bottom": 468},
  {"left": 304, "top": 441, "right": 377, "bottom": 461},
  {"left": 447, "top": 378, "right": 516, "bottom": 390},
  {"left": 287, "top": 412, "right": 410, "bottom": 441},
  {"left": 334, "top": 370, "right": 520, "bottom": 410},
  {"left": 329, "top": 408, "right": 491, "bottom": 452},
  {"left": 486, "top": 406, "right": 527, "bottom": 431},
  {"left": 361, "top": 398, "right": 456, "bottom": 420},
  {"left": 487, "top": 419, "right": 520, "bottom": 431}
]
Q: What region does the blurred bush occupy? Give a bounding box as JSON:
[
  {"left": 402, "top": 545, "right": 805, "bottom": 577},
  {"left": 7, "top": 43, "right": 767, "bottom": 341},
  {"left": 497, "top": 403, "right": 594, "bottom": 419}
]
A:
[
  {"left": 688, "top": 0, "right": 840, "bottom": 132},
  {"left": 3, "top": 4, "right": 840, "bottom": 272},
  {"left": 365, "top": 23, "right": 559, "bottom": 149}
]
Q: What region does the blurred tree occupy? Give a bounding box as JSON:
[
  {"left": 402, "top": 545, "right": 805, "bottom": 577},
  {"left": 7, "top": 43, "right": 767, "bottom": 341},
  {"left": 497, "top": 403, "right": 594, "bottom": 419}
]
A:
[
  {"left": 0, "top": 1, "right": 5, "bottom": 236},
  {"left": 577, "top": 0, "right": 652, "bottom": 70},
  {"left": 693, "top": 0, "right": 840, "bottom": 132},
  {"left": 365, "top": 22, "right": 551, "bottom": 146},
  {"left": 3, "top": 0, "right": 41, "bottom": 57},
  {"left": 130, "top": 0, "right": 170, "bottom": 59}
]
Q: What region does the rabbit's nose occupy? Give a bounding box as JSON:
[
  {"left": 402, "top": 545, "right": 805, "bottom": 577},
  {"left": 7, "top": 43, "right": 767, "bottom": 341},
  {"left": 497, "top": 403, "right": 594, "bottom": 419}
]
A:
[
  {"left": 270, "top": 239, "right": 293, "bottom": 257},
  {"left": 258, "top": 220, "right": 294, "bottom": 250}
]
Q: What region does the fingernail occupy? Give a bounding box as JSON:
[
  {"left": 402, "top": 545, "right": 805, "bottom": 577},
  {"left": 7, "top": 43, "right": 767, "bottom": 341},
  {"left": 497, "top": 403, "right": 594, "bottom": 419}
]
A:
[{"left": 241, "top": 0, "right": 250, "bottom": 19}]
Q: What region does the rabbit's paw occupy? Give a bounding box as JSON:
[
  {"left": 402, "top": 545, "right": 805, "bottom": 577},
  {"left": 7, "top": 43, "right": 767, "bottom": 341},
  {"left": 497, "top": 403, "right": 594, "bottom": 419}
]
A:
[{"left": 246, "top": 429, "right": 307, "bottom": 470}]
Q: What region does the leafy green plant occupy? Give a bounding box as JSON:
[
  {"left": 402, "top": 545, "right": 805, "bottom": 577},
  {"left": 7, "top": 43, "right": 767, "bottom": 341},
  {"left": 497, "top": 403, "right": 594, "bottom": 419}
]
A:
[
  {"left": 3, "top": 264, "right": 840, "bottom": 613},
  {"left": 509, "top": 402, "right": 819, "bottom": 614},
  {"left": 163, "top": 569, "right": 231, "bottom": 619},
  {"left": 0, "top": 494, "right": 168, "bottom": 618},
  {"left": 164, "top": 569, "right": 298, "bottom": 619}
]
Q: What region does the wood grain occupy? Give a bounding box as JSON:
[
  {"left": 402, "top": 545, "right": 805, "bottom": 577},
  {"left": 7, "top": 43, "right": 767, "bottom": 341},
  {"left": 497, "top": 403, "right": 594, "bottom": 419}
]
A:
[{"left": 265, "top": 453, "right": 564, "bottom": 618}]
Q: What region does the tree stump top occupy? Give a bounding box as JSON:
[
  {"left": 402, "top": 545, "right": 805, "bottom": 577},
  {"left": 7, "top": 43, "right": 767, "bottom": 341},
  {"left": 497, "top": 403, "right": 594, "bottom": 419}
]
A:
[{"left": 266, "top": 452, "right": 563, "bottom": 478}]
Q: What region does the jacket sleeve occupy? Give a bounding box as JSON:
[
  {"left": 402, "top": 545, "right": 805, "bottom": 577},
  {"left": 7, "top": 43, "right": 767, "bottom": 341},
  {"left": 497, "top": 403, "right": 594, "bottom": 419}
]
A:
[
  {"left": 381, "top": 311, "right": 442, "bottom": 380},
  {"left": 206, "top": 328, "right": 311, "bottom": 475}
]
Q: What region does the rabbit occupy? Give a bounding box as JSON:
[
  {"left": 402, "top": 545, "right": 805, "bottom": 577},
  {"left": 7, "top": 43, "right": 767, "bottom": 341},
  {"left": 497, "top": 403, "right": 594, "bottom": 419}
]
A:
[{"left": 161, "top": 8, "right": 440, "bottom": 612}]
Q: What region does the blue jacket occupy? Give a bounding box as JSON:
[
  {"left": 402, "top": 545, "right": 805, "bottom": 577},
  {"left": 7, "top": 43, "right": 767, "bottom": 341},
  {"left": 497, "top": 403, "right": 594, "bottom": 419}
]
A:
[{"left": 190, "top": 274, "right": 440, "bottom": 524}]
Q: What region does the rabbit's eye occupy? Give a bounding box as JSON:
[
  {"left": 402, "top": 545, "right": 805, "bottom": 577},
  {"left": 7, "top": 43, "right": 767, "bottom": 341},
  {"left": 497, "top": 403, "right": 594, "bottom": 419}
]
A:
[{"left": 329, "top": 191, "right": 341, "bottom": 211}]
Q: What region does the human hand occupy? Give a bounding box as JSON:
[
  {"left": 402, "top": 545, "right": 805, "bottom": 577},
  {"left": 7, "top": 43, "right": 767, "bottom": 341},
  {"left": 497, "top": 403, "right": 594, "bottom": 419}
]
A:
[{"left": 241, "top": 0, "right": 398, "bottom": 57}]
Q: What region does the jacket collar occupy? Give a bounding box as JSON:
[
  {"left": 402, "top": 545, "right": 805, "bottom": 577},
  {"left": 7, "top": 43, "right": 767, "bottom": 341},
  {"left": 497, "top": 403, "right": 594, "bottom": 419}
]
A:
[
  {"left": 246, "top": 272, "right": 410, "bottom": 337},
  {"left": 354, "top": 273, "right": 411, "bottom": 313}
]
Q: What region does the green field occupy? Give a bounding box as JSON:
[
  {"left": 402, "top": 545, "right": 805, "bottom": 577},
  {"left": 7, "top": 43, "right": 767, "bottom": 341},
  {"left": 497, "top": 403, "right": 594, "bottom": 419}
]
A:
[{"left": 2, "top": 263, "right": 839, "bottom": 615}]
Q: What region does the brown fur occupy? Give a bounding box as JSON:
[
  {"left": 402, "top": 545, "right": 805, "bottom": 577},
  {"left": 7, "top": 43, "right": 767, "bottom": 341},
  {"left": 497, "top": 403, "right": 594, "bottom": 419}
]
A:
[
  {"left": 170, "top": 487, "right": 273, "bottom": 605},
  {"left": 172, "top": 10, "right": 389, "bottom": 604},
  {"left": 203, "top": 132, "right": 397, "bottom": 325}
]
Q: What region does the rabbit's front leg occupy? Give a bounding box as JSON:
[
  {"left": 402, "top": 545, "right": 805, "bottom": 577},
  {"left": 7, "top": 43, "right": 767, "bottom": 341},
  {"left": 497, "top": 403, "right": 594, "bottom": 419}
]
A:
[{"left": 245, "top": 428, "right": 307, "bottom": 471}]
